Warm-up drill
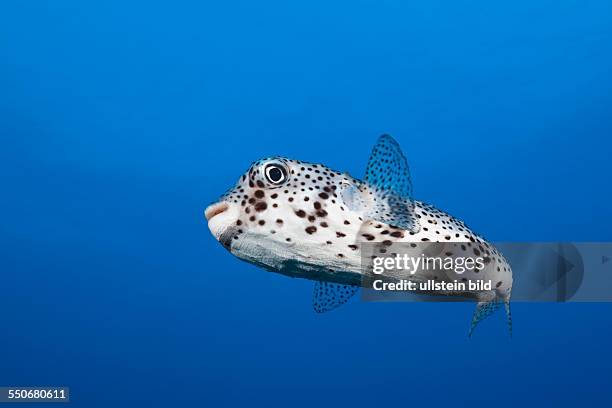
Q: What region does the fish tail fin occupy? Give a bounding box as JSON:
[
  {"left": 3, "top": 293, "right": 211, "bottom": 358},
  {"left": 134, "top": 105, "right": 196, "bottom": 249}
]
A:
[{"left": 468, "top": 297, "right": 502, "bottom": 338}]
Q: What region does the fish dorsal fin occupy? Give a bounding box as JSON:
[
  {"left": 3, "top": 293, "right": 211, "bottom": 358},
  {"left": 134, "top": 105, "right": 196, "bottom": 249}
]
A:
[
  {"left": 365, "top": 134, "right": 413, "bottom": 198},
  {"left": 342, "top": 134, "right": 420, "bottom": 232},
  {"left": 313, "top": 281, "right": 359, "bottom": 313}
]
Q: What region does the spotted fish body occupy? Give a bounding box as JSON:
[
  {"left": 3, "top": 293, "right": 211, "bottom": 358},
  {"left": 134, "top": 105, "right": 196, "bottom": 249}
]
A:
[{"left": 205, "top": 135, "right": 512, "bottom": 336}]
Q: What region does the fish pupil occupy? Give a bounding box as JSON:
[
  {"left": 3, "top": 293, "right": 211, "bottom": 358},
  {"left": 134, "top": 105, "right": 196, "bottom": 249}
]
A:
[{"left": 266, "top": 165, "right": 285, "bottom": 183}]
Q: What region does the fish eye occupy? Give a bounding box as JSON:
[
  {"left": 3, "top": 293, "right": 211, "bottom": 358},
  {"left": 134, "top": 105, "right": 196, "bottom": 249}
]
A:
[{"left": 264, "top": 163, "right": 287, "bottom": 185}]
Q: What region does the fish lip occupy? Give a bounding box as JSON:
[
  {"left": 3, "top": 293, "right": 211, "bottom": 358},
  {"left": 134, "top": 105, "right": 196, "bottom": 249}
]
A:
[
  {"left": 205, "top": 201, "right": 229, "bottom": 221},
  {"left": 205, "top": 201, "right": 239, "bottom": 247}
]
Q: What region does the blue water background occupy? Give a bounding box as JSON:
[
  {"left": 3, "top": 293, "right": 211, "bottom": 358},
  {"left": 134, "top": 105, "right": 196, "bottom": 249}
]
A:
[{"left": 1, "top": 1, "right": 611, "bottom": 406}]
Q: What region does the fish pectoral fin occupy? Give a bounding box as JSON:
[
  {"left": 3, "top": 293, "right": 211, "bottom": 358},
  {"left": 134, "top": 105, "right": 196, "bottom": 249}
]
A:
[
  {"left": 342, "top": 134, "right": 419, "bottom": 232},
  {"left": 313, "top": 281, "right": 359, "bottom": 313}
]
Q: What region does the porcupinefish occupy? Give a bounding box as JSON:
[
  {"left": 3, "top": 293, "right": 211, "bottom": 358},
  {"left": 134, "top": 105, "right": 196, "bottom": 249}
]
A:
[{"left": 205, "top": 135, "right": 512, "bottom": 336}]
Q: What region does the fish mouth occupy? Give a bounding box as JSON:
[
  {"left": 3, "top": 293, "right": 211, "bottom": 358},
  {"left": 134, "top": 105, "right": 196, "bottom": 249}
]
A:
[
  {"left": 205, "top": 201, "right": 239, "bottom": 248},
  {"left": 205, "top": 201, "right": 229, "bottom": 221}
]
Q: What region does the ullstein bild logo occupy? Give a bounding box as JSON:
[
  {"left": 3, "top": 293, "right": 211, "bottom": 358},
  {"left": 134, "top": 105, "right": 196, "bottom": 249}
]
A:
[{"left": 359, "top": 242, "right": 612, "bottom": 302}]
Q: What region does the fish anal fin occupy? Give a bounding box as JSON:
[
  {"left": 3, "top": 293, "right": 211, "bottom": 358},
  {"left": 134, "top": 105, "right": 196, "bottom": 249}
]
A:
[
  {"left": 468, "top": 298, "right": 502, "bottom": 338},
  {"left": 504, "top": 299, "right": 512, "bottom": 338}
]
